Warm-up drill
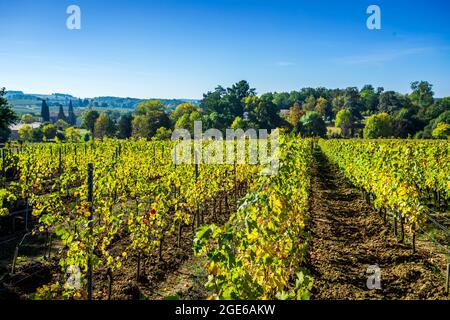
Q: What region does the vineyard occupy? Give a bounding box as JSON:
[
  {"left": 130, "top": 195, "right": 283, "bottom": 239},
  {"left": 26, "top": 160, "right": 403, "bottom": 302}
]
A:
[{"left": 0, "top": 137, "right": 449, "bottom": 300}]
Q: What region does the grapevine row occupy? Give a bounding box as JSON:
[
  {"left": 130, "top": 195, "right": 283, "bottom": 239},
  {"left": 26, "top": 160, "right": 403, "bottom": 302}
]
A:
[
  {"left": 319, "top": 139, "right": 449, "bottom": 229},
  {"left": 194, "top": 137, "right": 314, "bottom": 300}
]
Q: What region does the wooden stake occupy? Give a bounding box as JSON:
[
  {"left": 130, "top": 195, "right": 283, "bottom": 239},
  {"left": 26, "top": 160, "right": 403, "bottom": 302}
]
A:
[
  {"left": 159, "top": 237, "right": 164, "bottom": 261},
  {"left": 177, "top": 222, "right": 182, "bottom": 247},
  {"left": 136, "top": 252, "right": 141, "bottom": 282},
  {"left": 393, "top": 214, "right": 398, "bottom": 238},
  {"left": 399, "top": 216, "right": 405, "bottom": 243},
  {"left": 87, "top": 163, "right": 94, "bottom": 300},
  {"left": 445, "top": 263, "right": 450, "bottom": 295},
  {"left": 107, "top": 268, "right": 113, "bottom": 300}
]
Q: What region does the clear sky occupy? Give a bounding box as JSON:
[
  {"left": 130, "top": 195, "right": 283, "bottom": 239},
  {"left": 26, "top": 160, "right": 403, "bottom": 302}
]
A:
[{"left": 1, "top": 0, "right": 449, "bottom": 99}]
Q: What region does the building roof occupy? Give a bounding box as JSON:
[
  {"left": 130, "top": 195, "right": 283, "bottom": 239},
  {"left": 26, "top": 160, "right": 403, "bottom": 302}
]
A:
[{"left": 9, "top": 122, "right": 42, "bottom": 131}]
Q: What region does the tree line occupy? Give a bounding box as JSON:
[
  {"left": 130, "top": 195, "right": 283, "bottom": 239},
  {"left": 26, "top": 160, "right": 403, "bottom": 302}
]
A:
[
  {"left": 1, "top": 80, "right": 449, "bottom": 143},
  {"left": 82, "top": 80, "right": 448, "bottom": 140}
]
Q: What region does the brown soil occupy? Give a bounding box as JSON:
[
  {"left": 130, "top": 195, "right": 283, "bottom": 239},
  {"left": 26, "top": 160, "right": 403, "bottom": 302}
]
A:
[
  {"left": 308, "top": 150, "right": 449, "bottom": 300},
  {"left": 1, "top": 184, "right": 246, "bottom": 300},
  {"left": 91, "top": 188, "right": 242, "bottom": 300}
]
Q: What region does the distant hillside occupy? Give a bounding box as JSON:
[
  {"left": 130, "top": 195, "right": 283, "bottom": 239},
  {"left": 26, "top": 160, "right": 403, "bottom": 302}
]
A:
[{"left": 6, "top": 91, "right": 200, "bottom": 115}]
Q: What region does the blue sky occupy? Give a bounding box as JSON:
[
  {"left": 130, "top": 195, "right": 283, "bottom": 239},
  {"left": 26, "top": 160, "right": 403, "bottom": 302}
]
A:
[{"left": 1, "top": 0, "right": 449, "bottom": 99}]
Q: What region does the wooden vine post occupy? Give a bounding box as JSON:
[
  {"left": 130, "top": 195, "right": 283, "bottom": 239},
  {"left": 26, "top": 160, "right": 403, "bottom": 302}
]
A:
[
  {"left": 107, "top": 268, "right": 113, "bottom": 300},
  {"left": 399, "top": 215, "right": 405, "bottom": 243},
  {"left": 393, "top": 213, "right": 398, "bottom": 238},
  {"left": 87, "top": 163, "right": 94, "bottom": 300},
  {"left": 194, "top": 150, "right": 199, "bottom": 228},
  {"left": 445, "top": 263, "right": 450, "bottom": 295}
]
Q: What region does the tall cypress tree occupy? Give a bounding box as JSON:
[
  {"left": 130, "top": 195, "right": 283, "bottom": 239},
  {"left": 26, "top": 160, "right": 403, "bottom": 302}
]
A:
[
  {"left": 57, "top": 104, "right": 66, "bottom": 121},
  {"left": 41, "top": 100, "right": 50, "bottom": 122},
  {"left": 67, "top": 101, "right": 77, "bottom": 125}
]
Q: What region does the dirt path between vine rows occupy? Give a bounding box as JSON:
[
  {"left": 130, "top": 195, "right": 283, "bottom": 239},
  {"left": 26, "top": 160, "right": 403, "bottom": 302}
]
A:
[{"left": 308, "top": 150, "right": 448, "bottom": 300}]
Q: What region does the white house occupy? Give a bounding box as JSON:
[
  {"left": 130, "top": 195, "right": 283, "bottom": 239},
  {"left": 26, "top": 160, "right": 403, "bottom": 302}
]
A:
[{"left": 9, "top": 122, "right": 42, "bottom": 140}]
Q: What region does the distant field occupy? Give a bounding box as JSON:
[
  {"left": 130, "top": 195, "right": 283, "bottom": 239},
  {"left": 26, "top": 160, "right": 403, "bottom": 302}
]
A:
[
  {"left": 8, "top": 95, "right": 198, "bottom": 117},
  {"left": 12, "top": 104, "right": 134, "bottom": 117}
]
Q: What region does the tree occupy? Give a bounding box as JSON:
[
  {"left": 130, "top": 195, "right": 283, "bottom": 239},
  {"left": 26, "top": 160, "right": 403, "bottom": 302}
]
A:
[
  {"left": 106, "top": 110, "right": 121, "bottom": 122},
  {"left": 152, "top": 127, "right": 172, "bottom": 141},
  {"left": 202, "top": 112, "right": 228, "bottom": 131},
  {"left": 132, "top": 116, "right": 151, "bottom": 139},
  {"left": 18, "top": 124, "right": 33, "bottom": 142},
  {"left": 32, "top": 127, "right": 43, "bottom": 142},
  {"left": 200, "top": 87, "right": 227, "bottom": 115},
  {"left": 170, "top": 103, "right": 197, "bottom": 123},
  {"left": 342, "top": 87, "right": 363, "bottom": 120},
  {"left": 287, "top": 102, "right": 303, "bottom": 128},
  {"left": 55, "top": 131, "right": 66, "bottom": 142},
  {"left": 174, "top": 111, "right": 201, "bottom": 134},
  {"left": 132, "top": 100, "right": 170, "bottom": 139},
  {"left": 360, "top": 85, "right": 380, "bottom": 115},
  {"left": 21, "top": 114, "right": 35, "bottom": 124},
  {"left": 335, "top": 109, "right": 353, "bottom": 137},
  {"left": 118, "top": 114, "right": 133, "bottom": 139},
  {"left": 41, "top": 100, "right": 50, "bottom": 122},
  {"left": 315, "top": 97, "right": 332, "bottom": 119},
  {"left": 363, "top": 113, "right": 393, "bottom": 138},
  {"left": 272, "top": 92, "right": 291, "bottom": 110},
  {"left": 55, "top": 119, "right": 69, "bottom": 131},
  {"left": 303, "top": 96, "right": 316, "bottom": 112},
  {"left": 82, "top": 110, "right": 100, "bottom": 135},
  {"left": 391, "top": 108, "right": 423, "bottom": 138},
  {"left": 57, "top": 104, "right": 66, "bottom": 121},
  {"left": 94, "top": 113, "right": 116, "bottom": 138},
  {"left": 432, "top": 111, "right": 450, "bottom": 126},
  {"left": 0, "top": 87, "right": 18, "bottom": 142},
  {"left": 422, "top": 111, "right": 450, "bottom": 138},
  {"left": 299, "top": 112, "right": 327, "bottom": 137},
  {"left": 200, "top": 81, "right": 256, "bottom": 128},
  {"left": 65, "top": 127, "right": 80, "bottom": 142},
  {"left": 432, "top": 123, "right": 450, "bottom": 139},
  {"left": 425, "top": 97, "right": 450, "bottom": 121},
  {"left": 409, "top": 81, "right": 434, "bottom": 110},
  {"left": 67, "top": 101, "right": 77, "bottom": 126},
  {"left": 230, "top": 116, "right": 246, "bottom": 130},
  {"left": 170, "top": 103, "right": 201, "bottom": 133},
  {"left": 225, "top": 80, "right": 256, "bottom": 118},
  {"left": 378, "top": 91, "right": 410, "bottom": 114},
  {"left": 244, "top": 95, "right": 284, "bottom": 129},
  {"left": 288, "top": 91, "right": 303, "bottom": 106},
  {"left": 331, "top": 94, "right": 346, "bottom": 117},
  {"left": 42, "top": 123, "right": 57, "bottom": 140}
]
